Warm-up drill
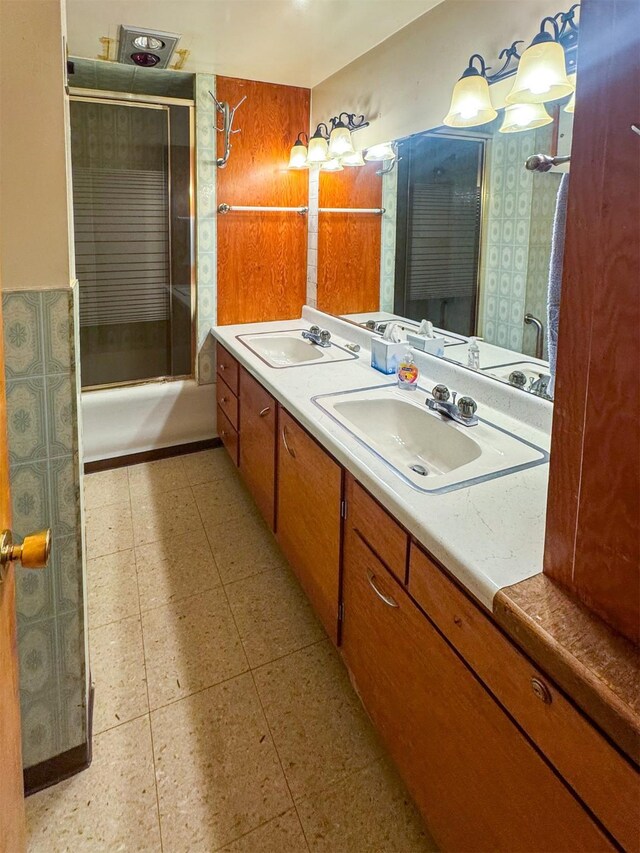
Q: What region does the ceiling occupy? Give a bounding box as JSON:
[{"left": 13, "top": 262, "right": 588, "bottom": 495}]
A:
[{"left": 65, "top": 0, "right": 444, "bottom": 89}]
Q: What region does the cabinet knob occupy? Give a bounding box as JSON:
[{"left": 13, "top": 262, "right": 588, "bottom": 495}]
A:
[
  {"left": 1, "top": 528, "right": 51, "bottom": 582},
  {"left": 531, "top": 676, "right": 552, "bottom": 704}
]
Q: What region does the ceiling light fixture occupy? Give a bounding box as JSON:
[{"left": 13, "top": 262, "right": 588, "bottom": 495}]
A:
[
  {"left": 364, "top": 142, "right": 396, "bottom": 162},
  {"left": 328, "top": 114, "right": 356, "bottom": 157},
  {"left": 320, "top": 158, "right": 344, "bottom": 172},
  {"left": 340, "top": 150, "right": 366, "bottom": 167}
]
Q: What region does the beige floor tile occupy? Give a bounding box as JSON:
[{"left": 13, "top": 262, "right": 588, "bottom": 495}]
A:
[
  {"left": 253, "top": 640, "right": 382, "bottom": 802},
  {"left": 297, "top": 758, "right": 437, "bottom": 853},
  {"left": 192, "top": 475, "right": 257, "bottom": 527},
  {"left": 83, "top": 468, "right": 130, "bottom": 510},
  {"left": 85, "top": 503, "right": 134, "bottom": 560},
  {"left": 90, "top": 615, "right": 148, "bottom": 734},
  {"left": 128, "top": 455, "right": 189, "bottom": 498},
  {"left": 131, "top": 486, "right": 204, "bottom": 547},
  {"left": 152, "top": 672, "right": 293, "bottom": 852},
  {"left": 87, "top": 549, "right": 138, "bottom": 629},
  {"left": 206, "top": 512, "right": 283, "bottom": 585},
  {"left": 142, "top": 586, "right": 248, "bottom": 709},
  {"left": 226, "top": 564, "right": 324, "bottom": 667},
  {"left": 182, "top": 447, "right": 237, "bottom": 486},
  {"left": 218, "top": 809, "right": 309, "bottom": 853},
  {"left": 136, "top": 527, "right": 222, "bottom": 612},
  {"left": 26, "top": 716, "right": 161, "bottom": 853}
]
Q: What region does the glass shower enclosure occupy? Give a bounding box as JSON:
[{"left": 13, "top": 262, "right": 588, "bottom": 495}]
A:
[{"left": 69, "top": 96, "right": 194, "bottom": 388}]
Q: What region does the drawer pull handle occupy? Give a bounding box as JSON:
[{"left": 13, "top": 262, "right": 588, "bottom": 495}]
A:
[
  {"left": 259, "top": 406, "right": 271, "bottom": 418},
  {"left": 367, "top": 571, "right": 399, "bottom": 608},
  {"left": 282, "top": 426, "right": 296, "bottom": 458},
  {"left": 531, "top": 677, "right": 552, "bottom": 704},
  {"left": 221, "top": 396, "right": 229, "bottom": 404}
]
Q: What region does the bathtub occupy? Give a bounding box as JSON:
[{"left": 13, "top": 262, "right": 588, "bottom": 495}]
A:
[{"left": 81, "top": 378, "right": 217, "bottom": 463}]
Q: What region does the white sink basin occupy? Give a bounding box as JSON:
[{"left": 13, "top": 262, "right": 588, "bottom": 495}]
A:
[
  {"left": 313, "top": 385, "right": 548, "bottom": 493},
  {"left": 237, "top": 330, "right": 358, "bottom": 368}
]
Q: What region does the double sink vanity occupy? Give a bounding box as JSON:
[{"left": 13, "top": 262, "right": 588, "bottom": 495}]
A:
[{"left": 212, "top": 308, "right": 637, "bottom": 852}]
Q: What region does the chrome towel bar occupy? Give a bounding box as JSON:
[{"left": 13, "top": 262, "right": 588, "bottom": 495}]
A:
[
  {"left": 217, "top": 203, "right": 308, "bottom": 214},
  {"left": 318, "top": 207, "right": 385, "bottom": 214}
]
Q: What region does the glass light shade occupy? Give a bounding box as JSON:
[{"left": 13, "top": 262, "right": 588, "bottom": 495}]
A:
[
  {"left": 364, "top": 142, "right": 395, "bottom": 161},
  {"left": 506, "top": 36, "right": 573, "bottom": 105},
  {"left": 443, "top": 71, "right": 497, "bottom": 128},
  {"left": 340, "top": 150, "right": 365, "bottom": 167},
  {"left": 288, "top": 141, "right": 308, "bottom": 169},
  {"left": 564, "top": 73, "right": 577, "bottom": 113},
  {"left": 328, "top": 125, "right": 355, "bottom": 157},
  {"left": 320, "top": 158, "right": 344, "bottom": 172},
  {"left": 307, "top": 134, "right": 329, "bottom": 163},
  {"left": 499, "top": 102, "right": 553, "bottom": 133}
]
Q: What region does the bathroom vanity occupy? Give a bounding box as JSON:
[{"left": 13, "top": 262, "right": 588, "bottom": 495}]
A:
[{"left": 212, "top": 313, "right": 638, "bottom": 852}]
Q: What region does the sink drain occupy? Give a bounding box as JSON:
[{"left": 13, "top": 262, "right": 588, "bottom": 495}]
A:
[{"left": 409, "top": 463, "right": 429, "bottom": 476}]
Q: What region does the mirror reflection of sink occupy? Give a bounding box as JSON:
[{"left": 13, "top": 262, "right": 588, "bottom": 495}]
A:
[
  {"left": 313, "top": 385, "right": 548, "bottom": 493},
  {"left": 237, "top": 330, "right": 358, "bottom": 368},
  {"left": 482, "top": 362, "right": 550, "bottom": 384}
]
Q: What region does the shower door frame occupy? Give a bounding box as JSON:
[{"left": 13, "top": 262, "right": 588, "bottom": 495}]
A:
[
  {"left": 69, "top": 89, "right": 196, "bottom": 391},
  {"left": 393, "top": 128, "right": 490, "bottom": 339}
]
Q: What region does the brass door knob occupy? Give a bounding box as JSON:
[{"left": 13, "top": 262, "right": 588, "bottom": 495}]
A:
[{"left": 0, "top": 528, "right": 51, "bottom": 580}]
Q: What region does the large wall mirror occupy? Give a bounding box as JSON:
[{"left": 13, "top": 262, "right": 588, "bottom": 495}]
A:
[{"left": 315, "top": 13, "right": 578, "bottom": 404}]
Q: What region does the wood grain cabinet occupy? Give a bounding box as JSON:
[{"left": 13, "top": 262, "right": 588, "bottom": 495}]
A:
[
  {"left": 216, "top": 344, "right": 240, "bottom": 467},
  {"left": 341, "top": 528, "right": 613, "bottom": 852},
  {"left": 276, "top": 409, "right": 342, "bottom": 643},
  {"left": 239, "top": 367, "right": 276, "bottom": 529}
]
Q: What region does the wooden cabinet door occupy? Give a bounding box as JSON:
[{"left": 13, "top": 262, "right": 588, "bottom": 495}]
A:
[
  {"left": 276, "top": 410, "right": 342, "bottom": 643},
  {"left": 342, "top": 530, "right": 613, "bottom": 852},
  {"left": 239, "top": 368, "right": 276, "bottom": 529}
]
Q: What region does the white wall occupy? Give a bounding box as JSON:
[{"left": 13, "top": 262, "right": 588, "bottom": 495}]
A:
[
  {"left": 0, "top": 0, "right": 74, "bottom": 290},
  {"left": 311, "top": 0, "right": 562, "bottom": 147}
]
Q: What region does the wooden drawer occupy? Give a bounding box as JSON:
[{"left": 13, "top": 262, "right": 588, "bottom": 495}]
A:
[
  {"left": 217, "top": 404, "right": 238, "bottom": 467},
  {"left": 343, "top": 532, "right": 613, "bottom": 852},
  {"left": 216, "top": 375, "right": 238, "bottom": 430},
  {"left": 345, "top": 475, "right": 408, "bottom": 583},
  {"left": 216, "top": 342, "right": 239, "bottom": 395},
  {"left": 408, "top": 543, "right": 639, "bottom": 851}
]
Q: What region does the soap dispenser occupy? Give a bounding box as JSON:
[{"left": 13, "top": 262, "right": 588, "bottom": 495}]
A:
[
  {"left": 397, "top": 351, "right": 419, "bottom": 391},
  {"left": 467, "top": 337, "right": 481, "bottom": 370}
]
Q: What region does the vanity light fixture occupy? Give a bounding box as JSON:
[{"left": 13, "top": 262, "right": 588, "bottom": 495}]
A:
[
  {"left": 364, "top": 141, "right": 396, "bottom": 161},
  {"left": 440, "top": 5, "right": 579, "bottom": 129},
  {"left": 499, "top": 102, "right": 553, "bottom": 133},
  {"left": 307, "top": 124, "right": 331, "bottom": 164},
  {"left": 564, "top": 73, "right": 577, "bottom": 113},
  {"left": 443, "top": 54, "right": 498, "bottom": 128},
  {"left": 289, "top": 112, "right": 369, "bottom": 168},
  {"left": 328, "top": 114, "right": 356, "bottom": 157},
  {"left": 506, "top": 14, "right": 575, "bottom": 105},
  {"left": 288, "top": 132, "right": 309, "bottom": 169},
  {"left": 340, "top": 150, "right": 366, "bottom": 167},
  {"left": 320, "top": 158, "right": 344, "bottom": 172}
]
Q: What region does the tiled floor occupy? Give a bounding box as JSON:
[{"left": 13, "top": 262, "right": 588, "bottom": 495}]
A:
[{"left": 25, "top": 449, "right": 436, "bottom": 852}]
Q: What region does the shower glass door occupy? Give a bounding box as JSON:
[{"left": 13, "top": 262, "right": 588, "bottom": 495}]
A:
[{"left": 70, "top": 97, "right": 193, "bottom": 388}]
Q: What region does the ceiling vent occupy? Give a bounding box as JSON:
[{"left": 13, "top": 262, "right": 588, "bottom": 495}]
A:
[{"left": 117, "top": 25, "right": 180, "bottom": 69}]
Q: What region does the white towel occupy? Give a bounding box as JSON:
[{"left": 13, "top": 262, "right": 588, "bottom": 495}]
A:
[{"left": 547, "top": 173, "right": 570, "bottom": 395}]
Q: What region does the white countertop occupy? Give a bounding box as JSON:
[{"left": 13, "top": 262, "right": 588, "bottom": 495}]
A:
[{"left": 212, "top": 307, "right": 553, "bottom": 611}]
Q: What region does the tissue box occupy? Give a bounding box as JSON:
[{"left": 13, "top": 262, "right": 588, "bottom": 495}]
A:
[
  {"left": 371, "top": 339, "right": 407, "bottom": 374},
  {"left": 406, "top": 333, "right": 446, "bottom": 357}
]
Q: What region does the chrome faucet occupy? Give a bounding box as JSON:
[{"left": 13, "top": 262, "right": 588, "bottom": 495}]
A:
[
  {"left": 302, "top": 325, "right": 332, "bottom": 348},
  {"left": 426, "top": 384, "right": 478, "bottom": 427}
]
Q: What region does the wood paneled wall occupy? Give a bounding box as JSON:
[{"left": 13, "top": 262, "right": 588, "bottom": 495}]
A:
[
  {"left": 216, "top": 77, "right": 310, "bottom": 325},
  {"left": 317, "top": 162, "right": 382, "bottom": 315},
  {"left": 543, "top": 0, "right": 640, "bottom": 644}
]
